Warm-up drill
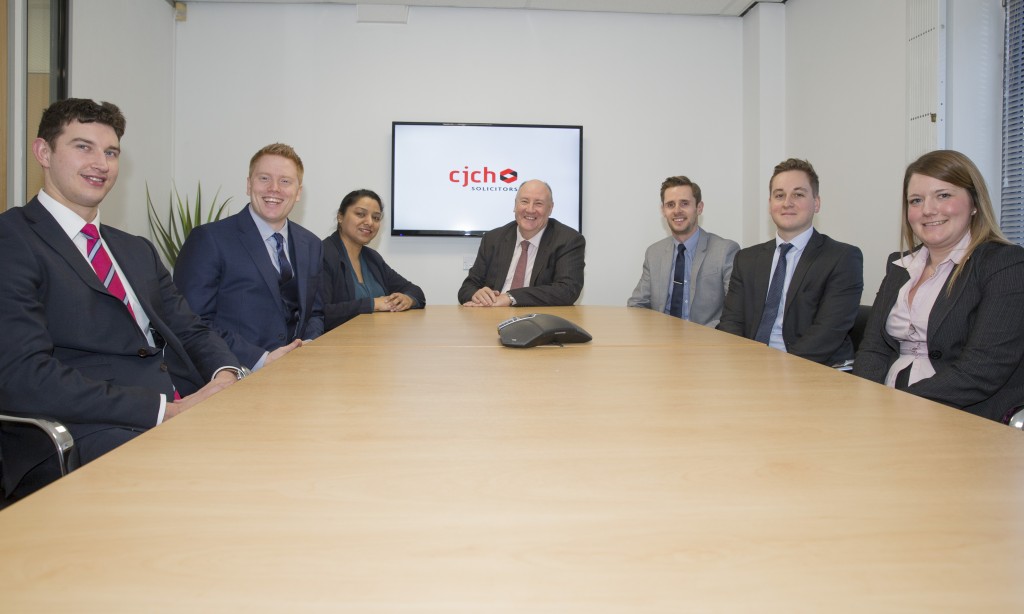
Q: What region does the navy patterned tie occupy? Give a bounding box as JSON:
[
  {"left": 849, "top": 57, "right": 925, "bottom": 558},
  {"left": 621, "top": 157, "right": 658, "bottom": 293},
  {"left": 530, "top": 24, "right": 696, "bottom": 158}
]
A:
[
  {"left": 272, "top": 232, "right": 293, "bottom": 283},
  {"left": 668, "top": 244, "right": 686, "bottom": 319},
  {"left": 754, "top": 243, "right": 793, "bottom": 344}
]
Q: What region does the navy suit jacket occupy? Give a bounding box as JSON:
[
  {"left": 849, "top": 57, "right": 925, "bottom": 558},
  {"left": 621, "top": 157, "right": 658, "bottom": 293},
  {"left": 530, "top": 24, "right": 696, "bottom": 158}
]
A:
[
  {"left": 853, "top": 242, "right": 1024, "bottom": 422},
  {"left": 457, "top": 218, "right": 586, "bottom": 306},
  {"left": 174, "top": 206, "right": 325, "bottom": 368},
  {"left": 321, "top": 233, "right": 426, "bottom": 331},
  {"left": 718, "top": 230, "right": 863, "bottom": 365},
  {"left": 0, "top": 199, "right": 239, "bottom": 495}
]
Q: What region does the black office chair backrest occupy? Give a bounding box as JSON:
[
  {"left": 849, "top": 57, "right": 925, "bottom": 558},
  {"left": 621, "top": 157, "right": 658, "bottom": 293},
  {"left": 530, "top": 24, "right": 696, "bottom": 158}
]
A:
[{"left": 849, "top": 304, "right": 872, "bottom": 353}]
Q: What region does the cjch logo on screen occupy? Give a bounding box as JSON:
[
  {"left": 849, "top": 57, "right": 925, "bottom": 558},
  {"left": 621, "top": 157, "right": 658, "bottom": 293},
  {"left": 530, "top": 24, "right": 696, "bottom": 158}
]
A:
[{"left": 449, "top": 166, "right": 518, "bottom": 191}]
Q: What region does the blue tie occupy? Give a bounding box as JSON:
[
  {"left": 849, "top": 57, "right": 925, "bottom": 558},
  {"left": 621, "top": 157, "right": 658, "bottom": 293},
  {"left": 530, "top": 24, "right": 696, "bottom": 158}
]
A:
[
  {"left": 754, "top": 243, "right": 793, "bottom": 344},
  {"left": 272, "top": 232, "right": 293, "bottom": 283},
  {"left": 668, "top": 244, "right": 687, "bottom": 319}
]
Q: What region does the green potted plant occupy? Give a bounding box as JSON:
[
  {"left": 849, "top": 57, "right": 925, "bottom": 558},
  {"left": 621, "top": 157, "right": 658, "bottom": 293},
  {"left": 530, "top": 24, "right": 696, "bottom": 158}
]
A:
[{"left": 147, "top": 182, "right": 232, "bottom": 267}]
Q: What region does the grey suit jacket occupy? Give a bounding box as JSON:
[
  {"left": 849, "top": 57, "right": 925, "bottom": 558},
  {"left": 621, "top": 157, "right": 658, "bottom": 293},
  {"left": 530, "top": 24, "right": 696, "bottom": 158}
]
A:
[
  {"left": 853, "top": 242, "right": 1024, "bottom": 423},
  {"left": 717, "top": 229, "right": 863, "bottom": 365},
  {"left": 457, "top": 218, "right": 585, "bottom": 306},
  {"left": 0, "top": 199, "right": 239, "bottom": 495},
  {"left": 174, "top": 206, "right": 325, "bottom": 368},
  {"left": 627, "top": 229, "right": 740, "bottom": 327}
]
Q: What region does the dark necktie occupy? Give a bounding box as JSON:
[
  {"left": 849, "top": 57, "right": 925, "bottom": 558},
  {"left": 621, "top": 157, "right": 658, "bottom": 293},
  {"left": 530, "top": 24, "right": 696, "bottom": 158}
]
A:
[
  {"left": 668, "top": 244, "right": 687, "bottom": 319},
  {"left": 754, "top": 243, "right": 794, "bottom": 344},
  {"left": 510, "top": 240, "right": 530, "bottom": 290},
  {"left": 81, "top": 223, "right": 136, "bottom": 322},
  {"left": 272, "top": 232, "right": 293, "bottom": 283}
]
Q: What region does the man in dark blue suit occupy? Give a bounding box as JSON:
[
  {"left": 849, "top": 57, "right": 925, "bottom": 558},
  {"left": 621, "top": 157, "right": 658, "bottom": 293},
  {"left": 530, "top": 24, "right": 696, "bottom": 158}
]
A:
[
  {"left": 0, "top": 99, "right": 244, "bottom": 503},
  {"left": 174, "top": 143, "right": 324, "bottom": 370},
  {"left": 718, "top": 158, "right": 863, "bottom": 366}
]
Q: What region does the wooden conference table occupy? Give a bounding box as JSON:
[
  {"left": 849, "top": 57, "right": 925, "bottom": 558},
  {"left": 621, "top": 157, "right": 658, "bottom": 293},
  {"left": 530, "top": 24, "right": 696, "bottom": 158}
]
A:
[{"left": 2, "top": 306, "right": 1023, "bottom": 611}]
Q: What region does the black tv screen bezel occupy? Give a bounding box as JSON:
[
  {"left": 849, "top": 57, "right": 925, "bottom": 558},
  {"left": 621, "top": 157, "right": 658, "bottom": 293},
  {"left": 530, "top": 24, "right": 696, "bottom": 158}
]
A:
[{"left": 390, "top": 121, "right": 583, "bottom": 237}]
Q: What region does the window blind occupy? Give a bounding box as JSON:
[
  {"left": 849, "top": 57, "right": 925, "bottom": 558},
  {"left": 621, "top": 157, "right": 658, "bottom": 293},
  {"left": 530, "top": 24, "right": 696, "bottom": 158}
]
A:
[{"left": 1002, "top": 0, "right": 1024, "bottom": 243}]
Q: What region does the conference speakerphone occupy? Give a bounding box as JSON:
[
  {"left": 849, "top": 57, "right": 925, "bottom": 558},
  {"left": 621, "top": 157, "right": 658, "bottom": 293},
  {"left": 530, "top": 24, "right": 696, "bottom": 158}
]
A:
[{"left": 497, "top": 313, "right": 593, "bottom": 348}]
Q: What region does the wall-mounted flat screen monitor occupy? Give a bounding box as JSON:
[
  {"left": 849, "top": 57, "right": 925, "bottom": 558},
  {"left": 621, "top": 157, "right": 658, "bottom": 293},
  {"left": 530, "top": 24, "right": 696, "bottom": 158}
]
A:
[{"left": 391, "top": 122, "right": 582, "bottom": 237}]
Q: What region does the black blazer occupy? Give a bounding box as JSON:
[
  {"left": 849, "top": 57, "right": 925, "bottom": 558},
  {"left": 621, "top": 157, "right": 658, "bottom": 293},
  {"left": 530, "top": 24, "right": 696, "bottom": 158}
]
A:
[
  {"left": 321, "top": 233, "right": 426, "bottom": 331},
  {"left": 853, "top": 242, "right": 1024, "bottom": 422},
  {"left": 457, "top": 218, "right": 586, "bottom": 306},
  {"left": 718, "top": 230, "right": 863, "bottom": 365},
  {"left": 0, "top": 199, "right": 239, "bottom": 494}
]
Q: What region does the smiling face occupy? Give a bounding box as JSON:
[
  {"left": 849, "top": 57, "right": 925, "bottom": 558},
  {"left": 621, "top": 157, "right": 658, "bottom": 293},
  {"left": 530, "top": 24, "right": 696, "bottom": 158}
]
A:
[
  {"left": 33, "top": 120, "right": 121, "bottom": 222},
  {"left": 513, "top": 180, "right": 554, "bottom": 240},
  {"left": 661, "top": 185, "right": 703, "bottom": 241},
  {"left": 246, "top": 154, "right": 302, "bottom": 231},
  {"left": 906, "top": 173, "right": 975, "bottom": 259},
  {"left": 338, "top": 196, "right": 383, "bottom": 247},
  {"left": 768, "top": 169, "right": 820, "bottom": 240}
]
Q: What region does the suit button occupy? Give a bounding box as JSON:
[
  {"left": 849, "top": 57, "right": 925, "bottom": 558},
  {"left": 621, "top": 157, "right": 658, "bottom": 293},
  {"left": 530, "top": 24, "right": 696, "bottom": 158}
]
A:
[
  {"left": 278, "top": 333, "right": 285, "bottom": 340},
  {"left": 929, "top": 350, "right": 942, "bottom": 360},
  {"left": 160, "top": 363, "right": 169, "bottom": 372},
  {"left": 138, "top": 348, "right": 148, "bottom": 357}
]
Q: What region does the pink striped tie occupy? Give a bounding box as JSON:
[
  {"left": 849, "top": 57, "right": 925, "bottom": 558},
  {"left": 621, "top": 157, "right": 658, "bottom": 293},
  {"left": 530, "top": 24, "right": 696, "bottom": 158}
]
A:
[
  {"left": 81, "top": 223, "right": 136, "bottom": 321},
  {"left": 81, "top": 224, "right": 180, "bottom": 401}
]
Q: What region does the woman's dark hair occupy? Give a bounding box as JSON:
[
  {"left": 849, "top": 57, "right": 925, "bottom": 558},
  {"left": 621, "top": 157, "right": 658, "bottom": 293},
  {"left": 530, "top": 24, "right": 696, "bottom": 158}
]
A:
[{"left": 338, "top": 189, "right": 383, "bottom": 216}]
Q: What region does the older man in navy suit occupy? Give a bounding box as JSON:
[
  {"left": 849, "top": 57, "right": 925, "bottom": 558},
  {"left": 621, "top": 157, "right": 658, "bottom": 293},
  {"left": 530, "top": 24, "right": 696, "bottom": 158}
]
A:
[
  {"left": 0, "top": 99, "right": 244, "bottom": 503},
  {"left": 175, "top": 144, "right": 324, "bottom": 370},
  {"left": 458, "top": 179, "right": 585, "bottom": 307}
]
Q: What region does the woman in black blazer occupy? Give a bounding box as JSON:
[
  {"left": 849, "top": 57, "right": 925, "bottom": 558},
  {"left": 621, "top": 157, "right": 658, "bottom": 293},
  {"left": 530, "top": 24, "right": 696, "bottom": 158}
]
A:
[
  {"left": 321, "top": 189, "right": 426, "bottom": 331},
  {"left": 853, "top": 150, "right": 1024, "bottom": 423}
]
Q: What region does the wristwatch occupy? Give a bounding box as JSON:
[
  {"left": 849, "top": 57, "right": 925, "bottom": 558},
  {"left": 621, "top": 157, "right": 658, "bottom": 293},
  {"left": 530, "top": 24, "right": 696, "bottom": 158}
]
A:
[
  {"left": 215, "top": 366, "right": 252, "bottom": 381},
  {"left": 507, "top": 293, "right": 518, "bottom": 306}
]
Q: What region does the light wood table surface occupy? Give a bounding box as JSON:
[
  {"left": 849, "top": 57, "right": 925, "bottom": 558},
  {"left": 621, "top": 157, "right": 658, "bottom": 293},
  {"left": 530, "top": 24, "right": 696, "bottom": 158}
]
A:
[{"left": 2, "top": 306, "right": 1023, "bottom": 611}]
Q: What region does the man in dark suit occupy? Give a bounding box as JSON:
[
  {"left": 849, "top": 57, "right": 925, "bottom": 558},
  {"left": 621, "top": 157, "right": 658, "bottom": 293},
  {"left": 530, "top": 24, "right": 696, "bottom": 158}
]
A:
[
  {"left": 458, "top": 179, "right": 585, "bottom": 307},
  {"left": 718, "top": 158, "right": 863, "bottom": 365},
  {"left": 175, "top": 143, "right": 324, "bottom": 370},
  {"left": 628, "top": 175, "right": 740, "bottom": 327},
  {"left": 0, "top": 99, "right": 244, "bottom": 503}
]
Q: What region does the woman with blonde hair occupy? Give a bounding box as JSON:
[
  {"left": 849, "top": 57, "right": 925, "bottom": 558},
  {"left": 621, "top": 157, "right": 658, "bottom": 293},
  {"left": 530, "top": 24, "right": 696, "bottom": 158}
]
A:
[{"left": 853, "top": 150, "right": 1024, "bottom": 423}]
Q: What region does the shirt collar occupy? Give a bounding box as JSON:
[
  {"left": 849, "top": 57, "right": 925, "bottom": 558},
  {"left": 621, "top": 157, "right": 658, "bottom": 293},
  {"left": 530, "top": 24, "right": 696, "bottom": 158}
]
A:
[
  {"left": 892, "top": 231, "right": 972, "bottom": 269},
  {"left": 37, "top": 189, "right": 99, "bottom": 240},
  {"left": 517, "top": 224, "right": 547, "bottom": 247},
  {"left": 248, "top": 204, "right": 289, "bottom": 242},
  {"left": 776, "top": 226, "right": 814, "bottom": 252},
  {"left": 673, "top": 227, "right": 702, "bottom": 252}
]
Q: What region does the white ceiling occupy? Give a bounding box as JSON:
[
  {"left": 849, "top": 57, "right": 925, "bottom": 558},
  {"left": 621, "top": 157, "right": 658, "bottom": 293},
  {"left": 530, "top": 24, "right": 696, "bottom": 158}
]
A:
[{"left": 176, "top": 0, "right": 784, "bottom": 18}]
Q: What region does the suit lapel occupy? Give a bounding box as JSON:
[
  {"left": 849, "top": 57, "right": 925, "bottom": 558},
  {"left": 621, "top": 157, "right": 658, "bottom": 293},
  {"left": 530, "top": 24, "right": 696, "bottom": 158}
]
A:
[
  {"left": 23, "top": 200, "right": 110, "bottom": 298},
  {"left": 688, "top": 231, "right": 709, "bottom": 303},
  {"left": 237, "top": 208, "right": 284, "bottom": 304},
  {"left": 785, "top": 230, "right": 822, "bottom": 308},
  {"left": 292, "top": 229, "right": 312, "bottom": 318},
  {"left": 752, "top": 240, "right": 775, "bottom": 316},
  {"left": 928, "top": 257, "right": 971, "bottom": 333},
  {"left": 530, "top": 222, "right": 554, "bottom": 286}
]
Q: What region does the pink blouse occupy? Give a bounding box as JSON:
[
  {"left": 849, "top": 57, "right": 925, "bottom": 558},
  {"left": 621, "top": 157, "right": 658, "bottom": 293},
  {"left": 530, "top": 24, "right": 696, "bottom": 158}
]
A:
[{"left": 884, "top": 233, "right": 971, "bottom": 387}]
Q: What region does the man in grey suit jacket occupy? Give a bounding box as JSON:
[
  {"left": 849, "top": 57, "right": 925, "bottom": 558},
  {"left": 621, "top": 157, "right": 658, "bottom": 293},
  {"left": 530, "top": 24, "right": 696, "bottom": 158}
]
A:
[
  {"left": 628, "top": 176, "right": 740, "bottom": 327},
  {"left": 0, "top": 99, "right": 244, "bottom": 502},
  {"left": 459, "top": 179, "right": 585, "bottom": 307},
  {"left": 175, "top": 143, "right": 324, "bottom": 370},
  {"left": 718, "top": 158, "right": 863, "bottom": 365}
]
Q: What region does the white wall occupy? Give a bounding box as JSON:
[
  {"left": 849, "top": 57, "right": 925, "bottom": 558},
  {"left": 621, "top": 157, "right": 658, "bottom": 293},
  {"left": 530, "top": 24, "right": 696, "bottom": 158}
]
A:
[
  {"left": 64, "top": 0, "right": 1005, "bottom": 311},
  {"left": 171, "top": 3, "right": 743, "bottom": 306},
  {"left": 68, "top": 0, "right": 175, "bottom": 235},
  {"left": 783, "top": 0, "right": 907, "bottom": 303}
]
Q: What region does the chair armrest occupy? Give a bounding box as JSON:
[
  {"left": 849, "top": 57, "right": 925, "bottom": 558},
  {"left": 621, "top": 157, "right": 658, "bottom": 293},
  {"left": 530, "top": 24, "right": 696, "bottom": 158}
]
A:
[
  {"left": 1008, "top": 407, "right": 1024, "bottom": 430},
  {"left": 0, "top": 414, "right": 79, "bottom": 475}
]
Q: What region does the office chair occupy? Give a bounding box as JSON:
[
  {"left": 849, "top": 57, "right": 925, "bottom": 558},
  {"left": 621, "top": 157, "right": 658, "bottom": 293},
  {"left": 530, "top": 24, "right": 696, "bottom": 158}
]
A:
[
  {"left": 0, "top": 413, "right": 79, "bottom": 477},
  {"left": 1008, "top": 407, "right": 1024, "bottom": 430},
  {"left": 849, "top": 304, "right": 872, "bottom": 354}
]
